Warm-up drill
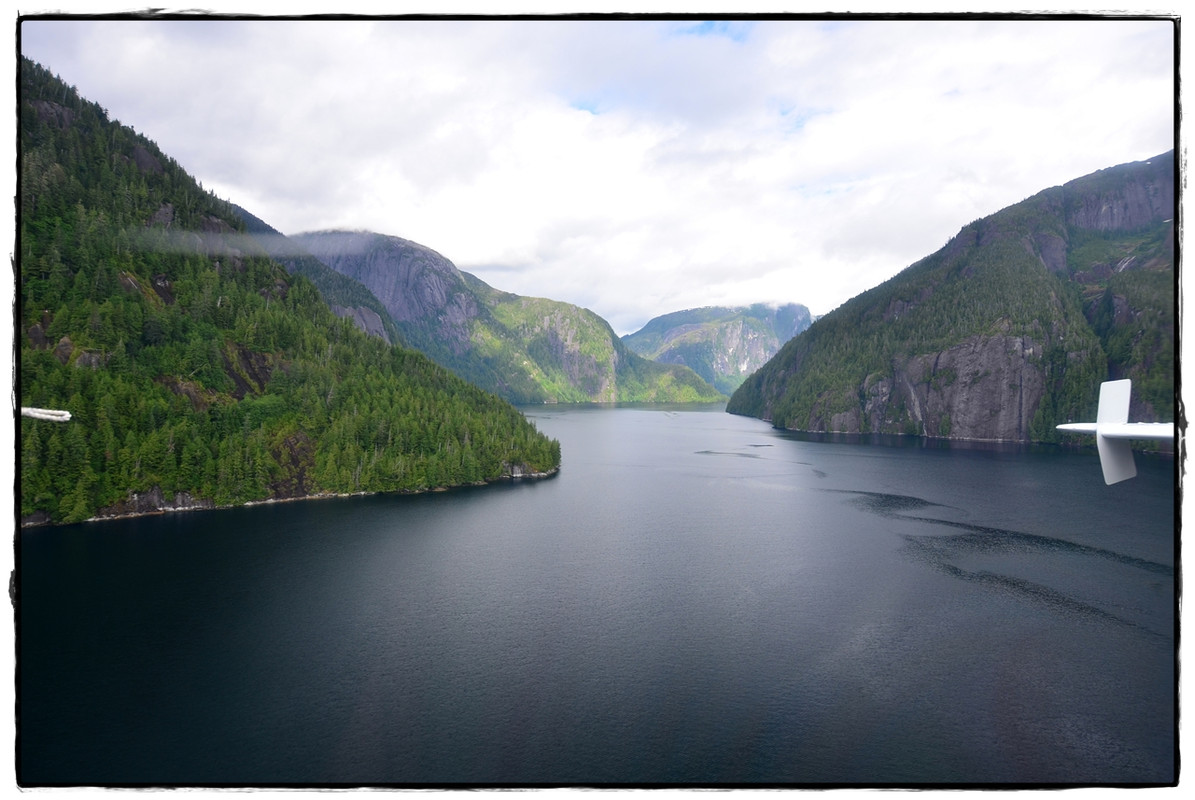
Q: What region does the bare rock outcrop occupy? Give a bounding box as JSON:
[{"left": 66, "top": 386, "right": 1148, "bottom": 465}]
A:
[
  {"left": 816, "top": 336, "right": 1045, "bottom": 440},
  {"left": 94, "top": 487, "right": 215, "bottom": 520},
  {"left": 1065, "top": 170, "right": 1173, "bottom": 232},
  {"left": 32, "top": 99, "right": 74, "bottom": 129},
  {"left": 331, "top": 305, "right": 391, "bottom": 343},
  {"left": 293, "top": 230, "right": 480, "bottom": 353},
  {"left": 131, "top": 144, "right": 163, "bottom": 175},
  {"left": 904, "top": 335, "right": 1045, "bottom": 440}
]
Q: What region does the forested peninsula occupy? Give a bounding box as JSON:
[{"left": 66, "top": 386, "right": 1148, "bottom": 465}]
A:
[{"left": 18, "top": 58, "right": 560, "bottom": 526}]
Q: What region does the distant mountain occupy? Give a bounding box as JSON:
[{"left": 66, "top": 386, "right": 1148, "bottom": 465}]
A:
[
  {"left": 729, "top": 152, "right": 1174, "bottom": 442},
  {"left": 18, "top": 57, "right": 559, "bottom": 525},
  {"left": 292, "top": 230, "right": 725, "bottom": 404},
  {"left": 622, "top": 303, "right": 813, "bottom": 394},
  {"left": 230, "top": 205, "right": 401, "bottom": 346}
]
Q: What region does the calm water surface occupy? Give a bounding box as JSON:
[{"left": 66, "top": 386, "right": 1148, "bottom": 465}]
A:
[{"left": 18, "top": 405, "right": 1176, "bottom": 785}]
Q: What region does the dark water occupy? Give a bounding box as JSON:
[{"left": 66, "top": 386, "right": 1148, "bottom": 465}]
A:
[{"left": 18, "top": 405, "right": 1176, "bottom": 786}]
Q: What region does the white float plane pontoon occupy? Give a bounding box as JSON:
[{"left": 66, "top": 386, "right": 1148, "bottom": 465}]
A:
[
  {"left": 1056, "top": 379, "right": 1175, "bottom": 484},
  {"left": 20, "top": 407, "right": 72, "bottom": 422}
]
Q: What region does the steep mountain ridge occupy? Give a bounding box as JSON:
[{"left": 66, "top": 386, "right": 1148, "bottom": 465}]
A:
[
  {"left": 622, "top": 303, "right": 813, "bottom": 394},
  {"left": 729, "top": 152, "right": 1174, "bottom": 441},
  {"left": 291, "top": 230, "right": 482, "bottom": 354},
  {"left": 293, "top": 230, "right": 724, "bottom": 404},
  {"left": 18, "top": 57, "right": 560, "bottom": 525},
  {"left": 231, "top": 206, "right": 401, "bottom": 345}
]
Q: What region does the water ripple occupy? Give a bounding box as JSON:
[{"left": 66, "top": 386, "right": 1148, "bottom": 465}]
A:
[
  {"left": 906, "top": 549, "right": 1167, "bottom": 639},
  {"left": 694, "top": 450, "right": 762, "bottom": 459},
  {"left": 828, "top": 489, "right": 1172, "bottom": 576},
  {"left": 825, "top": 489, "right": 1173, "bottom": 639}
]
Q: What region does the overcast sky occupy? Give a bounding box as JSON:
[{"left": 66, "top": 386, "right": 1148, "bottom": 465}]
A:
[{"left": 17, "top": 10, "right": 1176, "bottom": 334}]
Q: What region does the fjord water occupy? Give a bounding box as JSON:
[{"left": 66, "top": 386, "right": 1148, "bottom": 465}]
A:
[{"left": 19, "top": 406, "right": 1175, "bottom": 786}]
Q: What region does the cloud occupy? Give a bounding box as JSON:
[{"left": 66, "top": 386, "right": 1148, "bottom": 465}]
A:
[{"left": 19, "top": 15, "right": 1175, "bottom": 334}]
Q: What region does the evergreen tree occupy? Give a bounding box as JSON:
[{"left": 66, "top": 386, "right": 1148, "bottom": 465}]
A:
[{"left": 18, "top": 57, "right": 560, "bottom": 525}]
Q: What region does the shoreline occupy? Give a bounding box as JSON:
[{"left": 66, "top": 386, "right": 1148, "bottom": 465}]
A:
[{"left": 20, "top": 465, "right": 561, "bottom": 529}]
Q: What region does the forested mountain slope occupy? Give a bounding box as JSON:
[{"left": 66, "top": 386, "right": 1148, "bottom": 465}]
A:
[
  {"left": 622, "top": 303, "right": 813, "bottom": 394},
  {"left": 464, "top": 273, "right": 723, "bottom": 403},
  {"left": 18, "top": 57, "right": 559, "bottom": 525},
  {"left": 292, "top": 230, "right": 724, "bottom": 404},
  {"left": 728, "top": 152, "right": 1174, "bottom": 442},
  {"left": 231, "top": 204, "right": 402, "bottom": 345}
]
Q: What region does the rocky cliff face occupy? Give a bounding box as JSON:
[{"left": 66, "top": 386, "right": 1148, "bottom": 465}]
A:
[
  {"left": 232, "top": 208, "right": 399, "bottom": 345},
  {"left": 292, "top": 230, "right": 478, "bottom": 353},
  {"left": 330, "top": 305, "right": 389, "bottom": 342},
  {"left": 91, "top": 487, "right": 216, "bottom": 521},
  {"left": 489, "top": 295, "right": 621, "bottom": 401},
  {"left": 822, "top": 334, "right": 1047, "bottom": 440},
  {"left": 729, "top": 152, "right": 1174, "bottom": 441},
  {"left": 1063, "top": 155, "right": 1174, "bottom": 232},
  {"left": 295, "top": 231, "right": 723, "bottom": 404},
  {"left": 623, "top": 304, "right": 812, "bottom": 394}
]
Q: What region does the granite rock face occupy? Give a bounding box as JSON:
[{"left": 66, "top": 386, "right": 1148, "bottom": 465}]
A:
[
  {"left": 330, "top": 304, "right": 390, "bottom": 343},
  {"left": 623, "top": 304, "right": 813, "bottom": 394},
  {"left": 230, "top": 207, "right": 401, "bottom": 346},
  {"left": 821, "top": 335, "right": 1047, "bottom": 440},
  {"left": 93, "top": 487, "right": 215, "bottom": 520},
  {"left": 1064, "top": 160, "right": 1174, "bottom": 233},
  {"left": 294, "top": 230, "right": 479, "bottom": 353},
  {"left": 729, "top": 152, "right": 1174, "bottom": 441},
  {"left": 487, "top": 296, "right": 622, "bottom": 401},
  {"left": 294, "top": 230, "right": 723, "bottom": 404}
]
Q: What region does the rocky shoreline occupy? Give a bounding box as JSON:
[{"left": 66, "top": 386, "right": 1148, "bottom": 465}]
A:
[{"left": 20, "top": 466, "right": 560, "bottom": 528}]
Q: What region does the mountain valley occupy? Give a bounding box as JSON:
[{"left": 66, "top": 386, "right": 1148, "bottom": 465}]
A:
[
  {"left": 16, "top": 53, "right": 1176, "bottom": 527},
  {"left": 622, "top": 303, "right": 813, "bottom": 394},
  {"left": 288, "top": 229, "right": 725, "bottom": 404}
]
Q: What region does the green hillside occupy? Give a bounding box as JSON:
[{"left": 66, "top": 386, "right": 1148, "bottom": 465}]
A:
[
  {"left": 623, "top": 303, "right": 812, "bottom": 394},
  {"left": 467, "top": 276, "right": 724, "bottom": 403},
  {"left": 18, "top": 57, "right": 559, "bottom": 525},
  {"left": 292, "top": 230, "right": 725, "bottom": 405},
  {"left": 231, "top": 204, "right": 403, "bottom": 346},
  {"left": 729, "top": 153, "right": 1174, "bottom": 442}
]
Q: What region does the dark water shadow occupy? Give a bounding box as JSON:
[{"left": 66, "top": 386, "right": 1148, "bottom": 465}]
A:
[
  {"left": 825, "top": 489, "right": 1173, "bottom": 638},
  {"left": 829, "top": 489, "right": 1171, "bottom": 575},
  {"left": 694, "top": 450, "right": 763, "bottom": 459}
]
